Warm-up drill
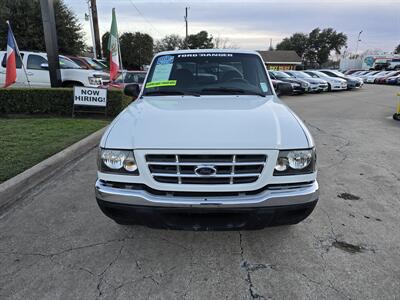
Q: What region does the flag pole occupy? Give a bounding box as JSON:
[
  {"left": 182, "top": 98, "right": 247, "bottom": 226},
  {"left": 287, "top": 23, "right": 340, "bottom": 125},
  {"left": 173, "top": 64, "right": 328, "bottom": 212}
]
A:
[
  {"left": 115, "top": 9, "right": 124, "bottom": 85},
  {"left": 6, "top": 20, "right": 31, "bottom": 88}
]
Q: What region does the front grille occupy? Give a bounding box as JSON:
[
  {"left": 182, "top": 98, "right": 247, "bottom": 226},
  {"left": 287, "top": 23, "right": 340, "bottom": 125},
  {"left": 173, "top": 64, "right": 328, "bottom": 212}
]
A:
[{"left": 146, "top": 154, "right": 267, "bottom": 185}]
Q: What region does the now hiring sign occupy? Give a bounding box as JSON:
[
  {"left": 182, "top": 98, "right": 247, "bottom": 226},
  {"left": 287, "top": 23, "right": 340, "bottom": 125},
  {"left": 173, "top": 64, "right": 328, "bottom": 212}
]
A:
[{"left": 73, "top": 87, "right": 107, "bottom": 107}]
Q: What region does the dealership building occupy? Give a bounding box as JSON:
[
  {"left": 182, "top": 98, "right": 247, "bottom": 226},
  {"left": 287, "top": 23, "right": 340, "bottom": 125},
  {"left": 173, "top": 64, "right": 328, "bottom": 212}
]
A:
[{"left": 257, "top": 50, "right": 302, "bottom": 70}]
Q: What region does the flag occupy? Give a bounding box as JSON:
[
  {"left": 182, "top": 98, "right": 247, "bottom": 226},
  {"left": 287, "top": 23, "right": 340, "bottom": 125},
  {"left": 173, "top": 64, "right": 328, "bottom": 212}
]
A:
[
  {"left": 108, "top": 8, "right": 120, "bottom": 80},
  {"left": 4, "top": 21, "right": 20, "bottom": 88}
]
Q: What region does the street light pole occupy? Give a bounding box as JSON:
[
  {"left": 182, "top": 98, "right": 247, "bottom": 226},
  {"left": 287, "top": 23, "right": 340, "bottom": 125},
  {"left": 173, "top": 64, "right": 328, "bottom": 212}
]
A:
[
  {"left": 87, "top": 0, "right": 97, "bottom": 58},
  {"left": 355, "top": 30, "right": 363, "bottom": 55}
]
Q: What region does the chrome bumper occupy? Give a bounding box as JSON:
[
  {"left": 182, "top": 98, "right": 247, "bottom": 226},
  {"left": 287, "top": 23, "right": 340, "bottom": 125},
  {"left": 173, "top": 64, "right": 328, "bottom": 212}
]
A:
[{"left": 95, "top": 179, "right": 319, "bottom": 209}]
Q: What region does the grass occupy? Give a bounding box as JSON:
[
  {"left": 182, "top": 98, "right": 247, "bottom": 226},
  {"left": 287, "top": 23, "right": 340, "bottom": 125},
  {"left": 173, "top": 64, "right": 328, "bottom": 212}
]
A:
[{"left": 0, "top": 117, "right": 109, "bottom": 183}]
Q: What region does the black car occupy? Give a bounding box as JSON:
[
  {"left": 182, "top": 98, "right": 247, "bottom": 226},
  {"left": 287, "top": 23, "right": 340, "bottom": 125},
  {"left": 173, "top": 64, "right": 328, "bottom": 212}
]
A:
[{"left": 268, "top": 71, "right": 309, "bottom": 94}]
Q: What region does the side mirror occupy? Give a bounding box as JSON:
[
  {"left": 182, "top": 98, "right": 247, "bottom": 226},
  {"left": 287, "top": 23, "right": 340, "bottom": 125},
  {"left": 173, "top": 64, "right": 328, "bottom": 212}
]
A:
[
  {"left": 276, "top": 82, "right": 293, "bottom": 96},
  {"left": 124, "top": 83, "right": 140, "bottom": 98},
  {"left": 40, "top": 63, "right": 49, "bottom": 69}
]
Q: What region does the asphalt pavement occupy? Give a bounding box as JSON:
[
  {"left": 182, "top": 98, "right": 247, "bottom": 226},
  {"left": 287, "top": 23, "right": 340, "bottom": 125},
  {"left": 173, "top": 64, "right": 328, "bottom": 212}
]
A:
[{"left": 0, "top": 84, "right": 399, "bottom": 300}]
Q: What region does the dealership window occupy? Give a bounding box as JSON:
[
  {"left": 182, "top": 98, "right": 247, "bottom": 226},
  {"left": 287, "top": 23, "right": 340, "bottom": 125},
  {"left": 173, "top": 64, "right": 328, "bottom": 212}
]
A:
[
  {"left": 1, "top": 53, "right": 24, "bottom": 69},
  {"left": 27, "top": 54, "right": 48, "bottom": 70}
]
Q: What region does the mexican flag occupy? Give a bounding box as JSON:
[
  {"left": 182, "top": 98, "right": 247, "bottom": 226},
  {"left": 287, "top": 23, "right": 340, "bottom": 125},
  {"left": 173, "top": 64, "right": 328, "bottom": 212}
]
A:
[{"left": 108, "top": 8, "right": 120, "bottom": 80}]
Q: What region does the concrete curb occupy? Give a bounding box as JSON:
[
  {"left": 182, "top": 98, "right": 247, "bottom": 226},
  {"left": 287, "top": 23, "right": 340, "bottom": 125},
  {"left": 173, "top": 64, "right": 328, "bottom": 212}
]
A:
[{"left": 0, "top": 127, "right": 106, "bottom": 212}]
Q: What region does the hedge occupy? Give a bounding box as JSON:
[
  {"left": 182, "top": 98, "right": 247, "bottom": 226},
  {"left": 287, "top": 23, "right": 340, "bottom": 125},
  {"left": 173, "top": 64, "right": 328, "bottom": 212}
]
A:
[{"left": 0, "top": 88, "right": 132, "bottom": 117}]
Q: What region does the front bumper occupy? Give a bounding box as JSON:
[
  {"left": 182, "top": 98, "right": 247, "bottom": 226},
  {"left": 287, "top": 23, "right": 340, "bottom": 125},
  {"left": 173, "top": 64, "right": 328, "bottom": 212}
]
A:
[
  {"left": 95, "top": 180, "right": 319, "bottom": 229},
  {"left": 95, "top": 179, "right": 319, "bottom": 208}
]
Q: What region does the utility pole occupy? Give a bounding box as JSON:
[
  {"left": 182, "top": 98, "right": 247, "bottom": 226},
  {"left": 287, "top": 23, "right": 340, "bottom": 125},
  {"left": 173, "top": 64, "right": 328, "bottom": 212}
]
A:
[
  {"left": 39, "top": 0, "right": 62, "bottom": 87},
  {"left": 90, "top": 0, "right": 102, "bottom": 59},
  {"left": 184, "top": 7, "right": 189, "bottom": 39}
]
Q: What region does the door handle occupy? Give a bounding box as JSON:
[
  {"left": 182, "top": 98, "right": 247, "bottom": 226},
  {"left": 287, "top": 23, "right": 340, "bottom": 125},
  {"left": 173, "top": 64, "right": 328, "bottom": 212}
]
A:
[{"left": 27, "top": 72, "right": 34, "bottom": 76}]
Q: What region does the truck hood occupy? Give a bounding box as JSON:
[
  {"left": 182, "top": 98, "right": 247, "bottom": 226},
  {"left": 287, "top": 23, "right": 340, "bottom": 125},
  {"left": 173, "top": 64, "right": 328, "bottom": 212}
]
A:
[{"left": 103, "top": 95, "right": 310, "bottom": 149}]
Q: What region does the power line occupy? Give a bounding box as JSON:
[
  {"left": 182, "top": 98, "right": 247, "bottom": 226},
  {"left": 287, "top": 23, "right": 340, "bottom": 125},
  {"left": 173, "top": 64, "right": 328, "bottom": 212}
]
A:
[{"left": 127, "top": 0, "right": 163, "bottom": 36}]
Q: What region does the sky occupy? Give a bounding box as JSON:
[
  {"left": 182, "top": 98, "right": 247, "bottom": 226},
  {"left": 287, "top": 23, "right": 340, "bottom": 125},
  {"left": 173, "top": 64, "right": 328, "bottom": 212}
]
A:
[{"left": 66, "top": 0, "right": 400, "bottom": 53}]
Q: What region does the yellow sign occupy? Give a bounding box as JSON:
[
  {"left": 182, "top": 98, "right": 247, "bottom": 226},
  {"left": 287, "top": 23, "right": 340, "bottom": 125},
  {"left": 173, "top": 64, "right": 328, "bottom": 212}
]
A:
[{"left": 145, "top": 80, "right": 177, "bottom": 88}]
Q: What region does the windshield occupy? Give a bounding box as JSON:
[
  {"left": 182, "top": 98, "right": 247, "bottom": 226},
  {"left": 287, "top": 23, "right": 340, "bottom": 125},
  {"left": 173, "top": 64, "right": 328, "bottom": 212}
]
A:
[
  {"left": 143, "top": 53, "right": 272, "bottom": 96},
  {"left": 115, "top": 72, "right": 146, "bottom": 84},
  {"left": 312, "top": 71, "right": 329, "bottom": 78},
  {"left": 330, "top": 70, "right": 346, "bottom": 77},
  {"left": 292, "top": 72, "right": 311, "bottom": 78},
  {"left": 83, "top": 57, "right": 104, "bottom": 70},
  {"left": 272, "top": 71, "right": 291, "bottom": 79},
  {"left": 59, "top": 57, "right": 81, "bottom": 69}
]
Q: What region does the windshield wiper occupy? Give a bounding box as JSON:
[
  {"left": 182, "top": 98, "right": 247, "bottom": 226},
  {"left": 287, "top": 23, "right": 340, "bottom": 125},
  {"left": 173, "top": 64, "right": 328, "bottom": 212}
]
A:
[
  {"left": 143, "top": 90, "right": 200, "bottom": 97},
  {"left": 200, "top": 87, "right": 266, "bottom": 97}
]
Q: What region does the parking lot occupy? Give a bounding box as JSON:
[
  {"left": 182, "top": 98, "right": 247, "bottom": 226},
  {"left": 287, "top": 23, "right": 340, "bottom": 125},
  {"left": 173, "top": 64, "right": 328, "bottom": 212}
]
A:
[{"left": 0, "top": 84, "right": 399, "bottom": 299}]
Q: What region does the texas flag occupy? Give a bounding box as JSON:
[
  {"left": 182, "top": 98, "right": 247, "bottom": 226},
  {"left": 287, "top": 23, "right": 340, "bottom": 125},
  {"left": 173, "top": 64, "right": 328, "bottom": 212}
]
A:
[{"left": 4, "top": 21, "right": 20, "bottom": 88}]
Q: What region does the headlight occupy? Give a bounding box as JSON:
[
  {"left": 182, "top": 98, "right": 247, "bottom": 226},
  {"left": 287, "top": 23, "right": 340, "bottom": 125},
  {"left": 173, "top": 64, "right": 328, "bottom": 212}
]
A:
[
  {"left": 291, "top": 83, "right": 300, "bottom": 88},
  {"left": 98, "top": 149, "right": 139, "bottom": 175},
  {"left": 274, "top": 148, "right": 316, "bottom": 176},
  {"left": 301, "top": 82, "right": 310, "bottom": 88},
  {"left": 88, "top": 76, "right": 102, "bottom": 85}
]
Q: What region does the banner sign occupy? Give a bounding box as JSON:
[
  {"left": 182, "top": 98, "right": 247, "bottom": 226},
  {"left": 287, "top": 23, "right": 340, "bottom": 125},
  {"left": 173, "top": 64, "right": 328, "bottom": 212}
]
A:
[{"left": 73, "top": 86, "right": 107, "bottom": 107}]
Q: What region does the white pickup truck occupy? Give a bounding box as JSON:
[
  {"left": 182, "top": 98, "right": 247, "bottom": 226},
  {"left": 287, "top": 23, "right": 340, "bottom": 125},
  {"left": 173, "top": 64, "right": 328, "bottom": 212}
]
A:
[
  {"left": 95, "top": 49, "right": 318, "bottom": 230},
  {"left": 0, "top": 51, "right": 109, "bottom": 88}
]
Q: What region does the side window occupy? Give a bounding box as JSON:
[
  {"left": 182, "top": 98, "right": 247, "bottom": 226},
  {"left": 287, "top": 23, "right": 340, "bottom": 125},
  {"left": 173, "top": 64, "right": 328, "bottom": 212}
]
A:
[
  {"left": 27, "top": 54, "right": 47, "bottom": 70},
  {"left": 1, "top": 53, "right": 24, "bottom": 68}
]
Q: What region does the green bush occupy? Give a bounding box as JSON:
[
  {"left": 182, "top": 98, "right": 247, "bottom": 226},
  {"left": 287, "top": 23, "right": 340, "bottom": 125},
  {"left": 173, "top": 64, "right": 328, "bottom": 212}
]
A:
[{"left": 0, "top": 88, "right": 132, "bottom": 117}]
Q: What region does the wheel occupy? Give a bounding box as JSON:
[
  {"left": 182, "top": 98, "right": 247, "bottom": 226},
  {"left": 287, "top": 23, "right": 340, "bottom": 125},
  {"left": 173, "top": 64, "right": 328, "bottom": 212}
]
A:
[
  {"left": 327, "top": 83, "right": 331, "bottom": 92},
  {"left": 393, "top": 113, "right": 400, "bottom": 121}
]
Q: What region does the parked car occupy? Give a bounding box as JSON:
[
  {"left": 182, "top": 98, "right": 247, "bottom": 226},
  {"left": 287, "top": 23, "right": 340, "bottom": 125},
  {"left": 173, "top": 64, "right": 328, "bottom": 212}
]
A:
[
  {"left": 104, "top": 70, "right": 147, "bottom": 90},
  {"left": 386, "top": 74, "right": 400, "bottom": 85},
  {"left": 271, "top": 79, "right": 294, "bottom": 96},
  {"left": 0, "top": 51, "right": 109, "bottom": 87},
  {"left": 67, "top": 56, "right": 107, "bottom": 71},
  {"left": 354, "top": 70, "right": 380, "bottom": 80},
  {"left": 364, "top": 71, "right": 391, "bottom": 83},
  {"left": 344, "top": 69, "right": 365, "bottom": 75},
  {"left": 93, "top": 58, "right": 109, "bottom": 69},
  {"left": 283, "top": 71, "right": 328, "bottom": 92},
  {"left": 375, "top": 71, "right": 400, "bottom": 84},
  {"left": 318, "top": 70, "right": 363, "bottom": 89},
  {"left": 304, "top": 70, "right": 347, "bottom": 91},
  {"left": 95, "top": 49, "right": 318, "bottom": 230},
  {"left": 386, "top": 58, "right": 400, "bottom": 70},
  {"left": 268, "top": 70, "right": 309, "bottom": 94}
]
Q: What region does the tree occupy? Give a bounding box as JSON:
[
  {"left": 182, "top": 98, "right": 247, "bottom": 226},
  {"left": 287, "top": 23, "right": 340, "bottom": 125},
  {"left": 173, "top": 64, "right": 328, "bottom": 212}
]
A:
[
  {"left": 276, "top": 28, "right": 347, "bottom": 67},
  {"left": 154, "top": 34, "right": 183, "bottom": 53},
  {"left": 395, "top": 44, "right": 400, "bottom": 54},
  {"left": 214, "top": 36, "right": 236, "bottom": 49},
  {"left": 0, "top": 0, "right": 85, "bottom": 55},
  {"left": 119, "top": 32, "right": 153, "bottom": 69},
  {"left": 276, "top": 33, "right": 308, "bottom": 58},
  {"left": 306, "top": 28, "right": 347, "bottom": 65},
  {"left": 184, "top": 31, "right": 214, "bottom": 49}
]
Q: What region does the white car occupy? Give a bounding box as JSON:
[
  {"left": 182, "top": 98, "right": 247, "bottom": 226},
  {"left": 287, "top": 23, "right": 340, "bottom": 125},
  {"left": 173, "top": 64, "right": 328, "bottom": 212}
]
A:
[
  {"left": 0, "top": 51, "right": 109, "bottom": 88},
  {"left": 304, "top": 70, "right": 347, "bottom": 91},
  {"left": 284, "top": 70, "right": 329, "bottom": 92},
  {"left": 365, "top": 71, "right": 390, "bottom": 83},
  {"left": 95, "top": 49, "right": 319, "bottom": 230}
]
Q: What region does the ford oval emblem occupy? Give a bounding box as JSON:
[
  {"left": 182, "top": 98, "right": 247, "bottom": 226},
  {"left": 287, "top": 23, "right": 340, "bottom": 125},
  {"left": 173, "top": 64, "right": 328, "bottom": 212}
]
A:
[{"left": 195, "top": 165, "right": 217, "bottom": 176}]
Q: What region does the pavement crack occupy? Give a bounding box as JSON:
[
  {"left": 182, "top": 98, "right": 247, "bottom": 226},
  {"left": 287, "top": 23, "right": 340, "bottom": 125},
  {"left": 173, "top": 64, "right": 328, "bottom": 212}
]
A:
[
  {"left": 96, "top": 244, "right": 124, "bottom": 299},
  {"left": 239, "top": 232, "right": 266, "bottom": 300}
]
